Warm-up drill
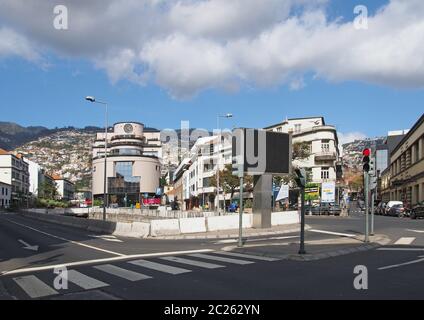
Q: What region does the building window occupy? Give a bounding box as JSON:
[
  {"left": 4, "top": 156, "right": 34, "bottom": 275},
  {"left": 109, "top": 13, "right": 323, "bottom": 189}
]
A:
[
  {"left": 321, "top": 167, "right": 330, "bottom": 180},
  {"left": 277, "top": 127, "right": 283, "bottom": 132},
  {"left": 321, "top": 140, "right": 330, "bottom": 153},
  {"left": 294, "top": 124, "right": 302, "bottom": 133}
]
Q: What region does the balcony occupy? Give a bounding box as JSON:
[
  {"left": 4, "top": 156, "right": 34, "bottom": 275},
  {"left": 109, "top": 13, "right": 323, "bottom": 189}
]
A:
[{"left": 315, "top": 152, "right": 337, "bottom": 161}]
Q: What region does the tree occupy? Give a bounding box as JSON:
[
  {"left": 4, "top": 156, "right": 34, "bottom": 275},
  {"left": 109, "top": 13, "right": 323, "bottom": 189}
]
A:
[
  {"left": 38, "top": 181, "right": 58, "bottom": 200},
  {"left": 210, "top": 164, "right": 253, "bottom": 202},
  {"left": 274, "top": 141, "right": 312, "bottom": 188}
]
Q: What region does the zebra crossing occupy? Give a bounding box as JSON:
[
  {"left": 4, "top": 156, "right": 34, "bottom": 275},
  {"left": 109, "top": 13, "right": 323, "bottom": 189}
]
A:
[{"left": 7, "top": 251, "right": 280, "bottom": 299}]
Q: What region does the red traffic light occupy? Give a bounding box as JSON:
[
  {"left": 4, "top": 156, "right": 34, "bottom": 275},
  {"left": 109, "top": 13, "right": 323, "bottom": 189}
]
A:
[{"left": 362, "top": 148, "right": 371, "bottom": 157}]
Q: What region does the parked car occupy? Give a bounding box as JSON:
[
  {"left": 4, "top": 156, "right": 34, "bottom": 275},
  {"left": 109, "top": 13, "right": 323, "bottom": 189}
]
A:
[
  {"left": 328, "top": 204, "right": 342, "bottom": 216},
  {"left": 385, "top": 201, "right": 404, "bottom": 216},
  {"left": 387, "top": 204, "right": 406, "bottom": 217},
  {"left": 410, "top": 202, "right": 424, "bottom": 219},
  {"left": 375, "top": 202, "right": 387, "bottom": 215}
]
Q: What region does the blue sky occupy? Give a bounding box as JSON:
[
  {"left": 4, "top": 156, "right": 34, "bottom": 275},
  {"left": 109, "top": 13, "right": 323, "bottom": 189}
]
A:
[{"left": 0, "top": 0, "right": 423, "bottom": 141}]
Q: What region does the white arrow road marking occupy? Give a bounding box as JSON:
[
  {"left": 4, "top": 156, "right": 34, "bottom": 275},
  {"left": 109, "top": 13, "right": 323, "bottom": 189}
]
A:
[
  {"left": 6, "top": 219, "right": 125, "bottom": 257},
  {"left": 18, "top": 239, "right": 39, "bottom": 251},
  {"left": 394, "top": 237, "right": 416, "bottom": 245},
  {"left": 309, "top": 229, "right": 356, "bottom": 238},
  {"left": 406, "top": 229, "right": 424, "bottom": 234},
  {"left": 379, "top": 256, "right": 424, "bottom": 271}
]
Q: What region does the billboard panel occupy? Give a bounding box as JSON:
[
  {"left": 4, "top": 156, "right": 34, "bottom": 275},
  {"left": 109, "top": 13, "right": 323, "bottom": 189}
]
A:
[{"left": 232, "top": 128, "right": 292, "bottom": 176}]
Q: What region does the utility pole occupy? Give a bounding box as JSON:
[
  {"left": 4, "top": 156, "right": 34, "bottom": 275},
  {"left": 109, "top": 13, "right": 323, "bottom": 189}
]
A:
[
  {"left": 295, "top": 168, "right": 306, "bottom": 254},
  {"left": 364, "top": 171, "right": 370, "bottom": 243},
  {"left": 238, "top": 176, "right": 244, "bottom": 248}
]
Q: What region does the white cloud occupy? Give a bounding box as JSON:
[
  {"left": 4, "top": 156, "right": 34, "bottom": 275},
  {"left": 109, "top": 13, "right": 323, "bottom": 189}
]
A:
[{"left": 0, "top": 0, "right": 424, "bottom": 98}]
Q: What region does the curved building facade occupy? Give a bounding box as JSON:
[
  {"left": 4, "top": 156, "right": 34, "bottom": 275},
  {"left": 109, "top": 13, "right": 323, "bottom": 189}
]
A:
[{"left": 92, "top": 122, "right": 161, "bottom": 207}]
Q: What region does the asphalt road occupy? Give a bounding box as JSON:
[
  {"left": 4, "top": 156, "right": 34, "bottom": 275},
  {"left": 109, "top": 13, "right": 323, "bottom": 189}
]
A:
[{"left": 1, "top": 209, "right": 424, "bottom": 300}]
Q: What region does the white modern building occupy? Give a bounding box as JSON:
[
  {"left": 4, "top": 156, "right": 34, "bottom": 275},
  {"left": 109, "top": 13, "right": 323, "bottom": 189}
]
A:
[
  {"left": 26, "top": 159, "right": 55, "bottom": 198},
  {"left": 0, "top": 149, "right": 30, "bottom": 206},
  {"left": 0, "top": 181, "right": 11, "bottom": 209},
  {"left": 52, "top": 175, "right": 75, "bottom": 201},
  {"left": 173, "top": 134, "right": 232, "bottom": 210},
  {"left": 265, "top": 117, "right": 341, "bottom": 184},
  {"left": 92, "top": 122, "right": 162, "bottom": 207}
]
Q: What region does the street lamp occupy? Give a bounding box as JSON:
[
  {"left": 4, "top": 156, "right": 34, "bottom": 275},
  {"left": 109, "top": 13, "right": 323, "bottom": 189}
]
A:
[
  {"left": 216, "top": 113, "right": 233, "bottom": 214},
  {"left": 85, "top": 96, "right": 108, "bottom": 221}
]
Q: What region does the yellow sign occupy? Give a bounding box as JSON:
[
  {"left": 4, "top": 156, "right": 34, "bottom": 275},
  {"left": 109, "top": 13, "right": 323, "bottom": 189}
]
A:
[{"left": 136, "top": 202, "right": 141, "bottom": 209}]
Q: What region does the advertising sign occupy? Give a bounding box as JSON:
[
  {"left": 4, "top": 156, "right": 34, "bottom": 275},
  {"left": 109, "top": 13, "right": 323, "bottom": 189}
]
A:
[
  {"left": 321, "top": 182, "right": 336, "bottom": 203},
  {"left": 276, "top": 185, "right": 289, "bottom": 201}
]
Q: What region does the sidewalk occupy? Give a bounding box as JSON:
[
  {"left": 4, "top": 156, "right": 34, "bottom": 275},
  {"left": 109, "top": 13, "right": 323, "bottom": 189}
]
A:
[
  {"left": 152, "top": 223, "right": 308, "bottom": 240},
  {"left": 220, "top": 234, "right": 391, "bottom": 261}
]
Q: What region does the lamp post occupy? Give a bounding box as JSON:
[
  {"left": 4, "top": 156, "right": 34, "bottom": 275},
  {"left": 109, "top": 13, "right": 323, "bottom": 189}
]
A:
[
  {"left": 85, "top": 96, "right": 108, "bottom": 221},
  {"left": 216, "top": 113, "right": 233, "bottom": 214}
]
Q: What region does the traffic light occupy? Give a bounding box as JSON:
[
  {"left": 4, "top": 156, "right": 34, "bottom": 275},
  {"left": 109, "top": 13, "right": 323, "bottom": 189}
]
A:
[
  {"left": 294, "top": 168, "right": 307, "bottom": 188},
  {"left": 363, "top": 148, "right": 371, "bottom": 173}
]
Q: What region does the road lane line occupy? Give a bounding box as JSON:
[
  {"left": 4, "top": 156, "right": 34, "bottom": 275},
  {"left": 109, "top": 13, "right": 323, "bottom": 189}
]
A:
[
  {"left": 0, "top": 249, "right": 214, "bottom": 277},
  {"left": 188, "top": 253, "right": 254, "bottom": 265},
  {"left": 160, "top": 256, "right": 225, "bottom": 269},
  {"left": 94, "top": 264, "right": 152, "bottom": 282},
  {"left": 67, "top": 270, "right": 108, "bottom": 289},
  {"left": 14, "top": 275, "right": 58, "bottom": 298},
  {"left": 216, "top": 251, "right": 280, "bottom": 261},
  {"left": 394, "top": 237, "right": 416, "bottom": 245},
  {"left": 129, "top": 260, "right": 191, "bottom": 275},
  {"left": 377, "top": 248, "right": 424, "bottom": 251},
  {"left": 406, "top": 229, "right": 424, "bottom": 234},
  {"left": 309, "top": 229, "right": 356, "bottom": 237},
  {"left": 379, "top": 256, "right": 424, "bottom": 271},
  {"left": 4, "top": 218, "right": 125, "bottom": 257}
]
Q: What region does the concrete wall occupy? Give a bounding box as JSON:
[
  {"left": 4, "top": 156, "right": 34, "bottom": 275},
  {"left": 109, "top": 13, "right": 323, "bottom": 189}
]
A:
[{"left": 20, "top": 209, "right": 300, "bottom": 238}]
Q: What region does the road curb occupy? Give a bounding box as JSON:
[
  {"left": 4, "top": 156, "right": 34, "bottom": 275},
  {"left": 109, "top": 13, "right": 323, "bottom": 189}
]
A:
[
  {"left": 150, "top": 225, "right": 311, "bottom": 240},
  {"left": 222, "top": 234, "right": 391, "bottom": 261}
]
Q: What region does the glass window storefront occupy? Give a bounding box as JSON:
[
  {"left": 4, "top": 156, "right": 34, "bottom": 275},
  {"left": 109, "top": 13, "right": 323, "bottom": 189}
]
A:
[{"left": 108, "top": 162, "right": 141, "bottom": 207}]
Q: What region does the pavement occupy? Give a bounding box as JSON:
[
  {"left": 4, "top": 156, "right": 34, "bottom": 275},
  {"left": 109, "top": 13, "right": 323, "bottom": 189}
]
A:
[
  {"left": 154, "top": 223, "right": 309, "bottom": 239},
  {"left": 1, "top": 202, "right": 424, "bottom": 300}
]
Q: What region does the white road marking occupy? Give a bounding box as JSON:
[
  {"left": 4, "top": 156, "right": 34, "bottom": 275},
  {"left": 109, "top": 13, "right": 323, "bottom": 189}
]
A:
[
  {"left": 18, "top": 239, "right": 39, "bottom": 251},
  {"left": 188, "top": 253, "right": 254, "bottom": 265},
  {"left": 379, "top": 256, "right": 424, "bottom": 271},
  {"left": 90, "top": 235, "right": 123, "bottom": 243},
  {"left": 216, "top": 251, "right": 280, "bottom": 261},
  {"left": 129, "top": 260, "right": 191, "bottom": 275},
  {"left": 394, "top": 237, "right": 416, "bottom": 245},
  {"left": 13, "top": 275, "right": 58, "bottom": 298},
  {"left": 378, "top": 248, "right": 424, "bottom": 252},
  {"left": 160, "top": 256, "right": 225, "bottom": 269},
  {"left": 93, "top": 264, "right": 152, "bottom": 282},
  {"left": 67, "top": 270, "right": 108, "bottom": 289},
  {"left": 5, "top": 219, "right": 125, "bottom": 257},
  {"left": 309, "top": 229, "right": 356, "bottom": 237},
  {"left": 406, "top": 229, "right": 424, "bottom": 234},
  {"left": 0, "top": 249, "right": 214, "bottom": 277}
]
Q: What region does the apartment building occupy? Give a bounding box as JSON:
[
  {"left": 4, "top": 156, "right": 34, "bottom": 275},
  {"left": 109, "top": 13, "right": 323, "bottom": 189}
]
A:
[
  {"left": 26, "top": 159, "right": 55, "bottom": 198},
  {"left": 92, "top": 122, "right": 162, "bottom": 207},
  {"left": 389, "top": 114, "right": 424, "bottom": 207},
  {"left": 53, "top": 175, "right": 75, "bottom": 201},
  {"left": 0, "top": 149, "right": 30, "bottom": 206},
  {"left": 173, "top": 134, "right": 232, "bottom": 210},
  {"left": 265, "top": 117, "right": 342, "bottom": 184},
  {"left": 0, "top": 181, "right": 11, "bottom": 209}
]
